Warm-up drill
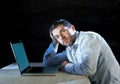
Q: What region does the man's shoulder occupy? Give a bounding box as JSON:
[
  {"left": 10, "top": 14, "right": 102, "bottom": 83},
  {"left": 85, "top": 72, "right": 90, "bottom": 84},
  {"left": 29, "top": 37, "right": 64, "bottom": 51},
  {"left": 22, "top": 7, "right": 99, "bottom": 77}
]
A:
[
  {"left": 80, "top": 31, "right": 98, "bottom": 34},
  {"left": 78, "top": 31, "right": 102, "bottom": 41},
  {"left": 80, "top": 31, "right": 101, "bottom": 37}
]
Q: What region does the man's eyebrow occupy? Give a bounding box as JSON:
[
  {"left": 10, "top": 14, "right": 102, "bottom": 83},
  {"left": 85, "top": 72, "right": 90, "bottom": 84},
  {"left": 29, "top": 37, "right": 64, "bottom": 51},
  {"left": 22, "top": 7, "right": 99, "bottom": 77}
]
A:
[{"left": 54, "top": 35, "right": 59, "bottom": 39}]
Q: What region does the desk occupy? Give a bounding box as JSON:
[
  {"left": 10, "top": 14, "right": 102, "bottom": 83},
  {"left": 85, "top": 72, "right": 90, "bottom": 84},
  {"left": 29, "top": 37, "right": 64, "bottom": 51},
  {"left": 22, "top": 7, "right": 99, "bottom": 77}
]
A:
[{"left": 0, "top": 63, "right": 91, "bottom": 84}]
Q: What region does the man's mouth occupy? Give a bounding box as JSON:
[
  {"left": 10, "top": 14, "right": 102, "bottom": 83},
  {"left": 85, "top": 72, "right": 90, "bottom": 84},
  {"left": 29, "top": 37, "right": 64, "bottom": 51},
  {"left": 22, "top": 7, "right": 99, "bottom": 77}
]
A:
[{"left": 63, "top": 38, "right": 68, "bottom": 44}]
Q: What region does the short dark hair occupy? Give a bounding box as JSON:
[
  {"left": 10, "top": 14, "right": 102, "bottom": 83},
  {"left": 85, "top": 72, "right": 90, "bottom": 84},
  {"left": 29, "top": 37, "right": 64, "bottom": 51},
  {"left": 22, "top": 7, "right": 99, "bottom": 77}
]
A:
[{"left": 50, "top": 19, "right": 72, "bottom": 32}]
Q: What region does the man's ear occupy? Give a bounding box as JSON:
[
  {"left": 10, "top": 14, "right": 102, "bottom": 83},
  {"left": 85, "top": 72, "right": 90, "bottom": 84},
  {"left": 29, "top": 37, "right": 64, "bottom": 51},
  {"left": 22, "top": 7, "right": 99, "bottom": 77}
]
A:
[
  {"left": 69, "top": 25, "right": 76, "bottom": 35},
  {"left": 70, "top": 25, "right": 75, "bottom": 31}
]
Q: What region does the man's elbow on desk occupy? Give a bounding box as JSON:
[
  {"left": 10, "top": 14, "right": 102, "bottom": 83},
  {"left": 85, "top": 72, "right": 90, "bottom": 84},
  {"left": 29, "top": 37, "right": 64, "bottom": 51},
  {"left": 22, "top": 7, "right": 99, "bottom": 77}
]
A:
[{"left": 64, "top": 63, "right": 96, "bottom": 76}]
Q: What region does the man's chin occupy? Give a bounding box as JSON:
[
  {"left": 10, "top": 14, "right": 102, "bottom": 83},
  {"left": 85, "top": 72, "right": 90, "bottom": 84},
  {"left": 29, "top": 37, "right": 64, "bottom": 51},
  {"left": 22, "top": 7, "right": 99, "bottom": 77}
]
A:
[
  {"left": 60, "top": 41, "right": 70, "bottom": 46},
  {"left": 62, "top": 43, "right": 70, "bottom": 46}
]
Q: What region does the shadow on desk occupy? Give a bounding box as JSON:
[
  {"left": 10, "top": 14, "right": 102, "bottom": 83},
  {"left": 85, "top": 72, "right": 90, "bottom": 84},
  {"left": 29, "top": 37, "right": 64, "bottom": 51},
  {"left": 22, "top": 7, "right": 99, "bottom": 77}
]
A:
[{"left": 0, "top": 63, "right": 91, "bottom": 84}]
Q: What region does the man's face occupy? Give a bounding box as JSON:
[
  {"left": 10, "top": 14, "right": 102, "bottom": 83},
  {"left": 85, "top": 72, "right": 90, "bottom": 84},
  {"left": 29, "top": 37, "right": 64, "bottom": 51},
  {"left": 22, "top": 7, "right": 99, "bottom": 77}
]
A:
[{"left": 52, "top": 24, "right": 75, "bottom": 46}]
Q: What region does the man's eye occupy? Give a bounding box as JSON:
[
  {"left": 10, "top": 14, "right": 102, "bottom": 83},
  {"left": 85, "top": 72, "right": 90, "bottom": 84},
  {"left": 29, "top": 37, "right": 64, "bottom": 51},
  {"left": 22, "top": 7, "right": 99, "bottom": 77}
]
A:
[
  {"left": 55, "top": 36, "right": 59, "bottom": 39},
  {"left": 61, "top": 29, "right": 65, "bottom": 32}
]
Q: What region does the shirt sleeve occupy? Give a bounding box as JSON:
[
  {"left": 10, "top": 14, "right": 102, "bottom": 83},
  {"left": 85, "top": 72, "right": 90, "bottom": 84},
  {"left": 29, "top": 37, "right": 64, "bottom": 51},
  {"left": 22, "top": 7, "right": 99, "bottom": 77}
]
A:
[
  {"left": 42, "top": 43, "right": 68, "bottom": 66},
  {"left": 65, "top": 34, "right": 101, "bottom": 76}
]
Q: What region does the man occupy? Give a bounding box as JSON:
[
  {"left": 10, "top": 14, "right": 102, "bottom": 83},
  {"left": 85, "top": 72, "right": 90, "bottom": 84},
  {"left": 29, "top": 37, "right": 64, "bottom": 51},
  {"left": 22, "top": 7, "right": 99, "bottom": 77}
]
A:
[{"left": 42, "top": 19, "right": 120, "bottom": 84}]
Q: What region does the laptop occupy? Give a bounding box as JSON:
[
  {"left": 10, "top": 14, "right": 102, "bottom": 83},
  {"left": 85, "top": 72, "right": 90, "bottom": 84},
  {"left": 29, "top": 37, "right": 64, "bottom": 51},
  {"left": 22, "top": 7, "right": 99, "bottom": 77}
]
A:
[{"left": 10, "top": 41, "right": 59, "bottom": 76}]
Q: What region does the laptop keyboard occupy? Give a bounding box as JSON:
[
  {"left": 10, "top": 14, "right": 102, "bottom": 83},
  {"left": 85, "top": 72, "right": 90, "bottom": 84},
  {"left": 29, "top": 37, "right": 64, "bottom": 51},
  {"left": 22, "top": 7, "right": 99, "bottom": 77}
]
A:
[{"left": 27, "top": 67, "right": 43, "bottom": 73}]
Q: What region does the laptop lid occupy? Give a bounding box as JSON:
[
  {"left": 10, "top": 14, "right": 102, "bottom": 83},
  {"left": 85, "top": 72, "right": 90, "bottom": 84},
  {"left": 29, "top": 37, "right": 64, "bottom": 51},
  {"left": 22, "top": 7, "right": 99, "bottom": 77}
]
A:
[
  {"left": 10, "top": 41, "right": 30, "bottom": 74},
  {"left": 10, "top": 41, "right": 59, "bottom": 76}
]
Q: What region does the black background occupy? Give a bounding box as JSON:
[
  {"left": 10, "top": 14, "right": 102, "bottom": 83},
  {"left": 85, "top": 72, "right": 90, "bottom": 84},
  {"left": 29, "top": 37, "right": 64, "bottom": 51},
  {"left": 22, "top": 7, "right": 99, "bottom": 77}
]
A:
[{"left": 1, "top": 0, "right": 120, "bottom": 68}]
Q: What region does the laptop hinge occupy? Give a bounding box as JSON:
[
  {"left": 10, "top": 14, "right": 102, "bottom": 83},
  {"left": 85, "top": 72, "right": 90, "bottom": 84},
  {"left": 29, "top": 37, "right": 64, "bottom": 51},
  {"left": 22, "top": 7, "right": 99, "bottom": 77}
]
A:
[{"left": 21, "top": 66, "right": 31, "bottom": 74}]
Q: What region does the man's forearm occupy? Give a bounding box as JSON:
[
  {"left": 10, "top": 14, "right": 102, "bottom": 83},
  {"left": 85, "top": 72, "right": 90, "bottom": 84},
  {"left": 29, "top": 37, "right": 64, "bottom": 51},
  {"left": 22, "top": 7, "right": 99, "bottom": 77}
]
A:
[{"left": 43, "top": 43, "right": 67, "bottom": 66}]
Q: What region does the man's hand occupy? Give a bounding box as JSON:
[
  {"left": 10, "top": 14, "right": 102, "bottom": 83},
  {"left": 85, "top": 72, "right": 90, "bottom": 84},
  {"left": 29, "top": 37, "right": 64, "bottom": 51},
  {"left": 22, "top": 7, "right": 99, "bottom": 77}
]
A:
[
  {"left": 60, "top": 61, "right": 69, "bottom": 71},
  {"left": 50, "top": 30, "right": 58, "bottom": 47}
]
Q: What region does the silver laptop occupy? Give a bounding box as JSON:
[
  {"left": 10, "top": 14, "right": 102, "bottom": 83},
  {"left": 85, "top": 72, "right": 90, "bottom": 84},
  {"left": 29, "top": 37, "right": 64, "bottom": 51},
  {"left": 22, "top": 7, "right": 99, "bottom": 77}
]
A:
[{"left": 10, "top": 41, "right": 59, "bottom": 76}]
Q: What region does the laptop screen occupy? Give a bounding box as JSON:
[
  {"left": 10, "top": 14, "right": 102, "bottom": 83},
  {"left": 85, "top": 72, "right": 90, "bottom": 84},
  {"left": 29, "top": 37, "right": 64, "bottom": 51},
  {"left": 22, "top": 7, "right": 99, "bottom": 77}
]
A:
[{"left": 10, "top": 42, "right": 29, "bottom": 72}]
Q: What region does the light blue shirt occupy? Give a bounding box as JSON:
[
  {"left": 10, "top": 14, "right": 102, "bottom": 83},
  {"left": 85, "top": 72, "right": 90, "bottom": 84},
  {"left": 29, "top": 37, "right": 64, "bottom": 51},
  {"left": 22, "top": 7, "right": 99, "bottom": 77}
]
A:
[{"left": 43, "top": 31, "right": 120, "bottom": 84}]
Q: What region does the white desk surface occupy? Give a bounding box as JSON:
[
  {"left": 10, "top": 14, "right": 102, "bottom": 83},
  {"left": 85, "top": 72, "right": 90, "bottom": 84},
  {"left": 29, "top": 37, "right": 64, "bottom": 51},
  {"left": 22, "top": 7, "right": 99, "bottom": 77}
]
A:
[{"left": 0, "top": 63, "right": 91, "bottom": 84}]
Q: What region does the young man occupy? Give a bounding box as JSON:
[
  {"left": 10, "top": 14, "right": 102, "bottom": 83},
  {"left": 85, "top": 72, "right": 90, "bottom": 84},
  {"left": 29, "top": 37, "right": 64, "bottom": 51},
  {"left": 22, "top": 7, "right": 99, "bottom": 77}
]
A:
[{"left": 42, "top": 19, "right": 120, "bottom": 84}]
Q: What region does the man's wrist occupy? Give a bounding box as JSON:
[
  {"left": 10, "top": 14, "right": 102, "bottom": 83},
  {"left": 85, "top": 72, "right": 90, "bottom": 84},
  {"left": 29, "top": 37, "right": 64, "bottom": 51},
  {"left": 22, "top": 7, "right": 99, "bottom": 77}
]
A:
[
  {"left": 52, "top": 42, "right": 58, "bottom": 47},
  {"left": 50, "top": 42, "right": 59, "bottom": 53}
]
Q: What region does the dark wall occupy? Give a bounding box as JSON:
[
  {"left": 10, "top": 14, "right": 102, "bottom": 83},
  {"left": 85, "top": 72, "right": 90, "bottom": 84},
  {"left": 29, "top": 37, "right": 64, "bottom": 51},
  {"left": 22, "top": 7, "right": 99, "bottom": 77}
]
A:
[{"left": 1, "top": 0, "right": 120, "bottom": 68}]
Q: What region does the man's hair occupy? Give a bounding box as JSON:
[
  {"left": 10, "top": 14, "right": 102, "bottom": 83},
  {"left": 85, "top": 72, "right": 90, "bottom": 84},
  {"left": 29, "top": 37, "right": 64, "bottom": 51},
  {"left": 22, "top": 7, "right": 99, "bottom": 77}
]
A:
[{"left": 50, "top": 19, "right": 72, "bottom": 32}]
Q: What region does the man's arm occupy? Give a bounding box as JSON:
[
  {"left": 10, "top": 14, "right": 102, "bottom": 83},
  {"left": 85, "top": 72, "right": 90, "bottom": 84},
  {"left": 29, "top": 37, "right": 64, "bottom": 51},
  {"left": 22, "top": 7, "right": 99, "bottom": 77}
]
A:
[
  {"left": 62, "top": 34, "right": 101, "bottom": 76},
  {"left": 42, "top": 42, "right": 68, "bottom": 66}
]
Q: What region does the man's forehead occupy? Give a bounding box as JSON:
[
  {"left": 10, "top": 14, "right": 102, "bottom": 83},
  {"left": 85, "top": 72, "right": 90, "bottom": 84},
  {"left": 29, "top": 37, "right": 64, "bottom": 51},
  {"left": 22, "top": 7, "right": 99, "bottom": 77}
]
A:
[
  {"left": 52, "top": 26, "right": 68, "bottom": 35},
  {"left": 52, "top": 27, "right": 61, "bottom": 36}
]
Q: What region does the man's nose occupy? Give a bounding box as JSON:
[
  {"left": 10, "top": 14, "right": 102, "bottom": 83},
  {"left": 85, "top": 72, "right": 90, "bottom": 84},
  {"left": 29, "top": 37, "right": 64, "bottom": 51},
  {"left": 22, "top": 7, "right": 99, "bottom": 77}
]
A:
[{"left": 60, "top": 33, "right": 65, "bottom": 39}]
